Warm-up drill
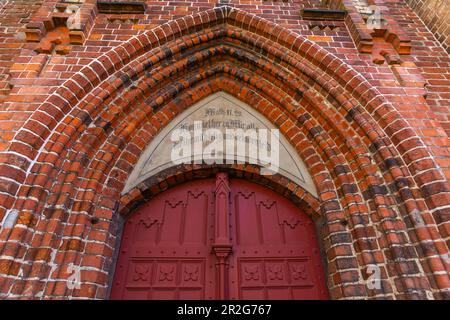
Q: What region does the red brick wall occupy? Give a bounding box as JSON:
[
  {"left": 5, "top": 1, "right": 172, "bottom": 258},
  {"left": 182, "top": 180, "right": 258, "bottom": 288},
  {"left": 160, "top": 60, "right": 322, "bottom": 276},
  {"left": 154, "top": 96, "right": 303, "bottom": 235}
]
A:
[{"left": 0, "top": 0, "right": 448, "bottom": 299}]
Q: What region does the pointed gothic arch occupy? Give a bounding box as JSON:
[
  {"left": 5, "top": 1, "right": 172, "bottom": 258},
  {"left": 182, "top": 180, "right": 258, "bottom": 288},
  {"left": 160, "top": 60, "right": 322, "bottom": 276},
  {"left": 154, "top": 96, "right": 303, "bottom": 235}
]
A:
[{"left": 0, "top": 6, "right": 447, "bottom": 300}]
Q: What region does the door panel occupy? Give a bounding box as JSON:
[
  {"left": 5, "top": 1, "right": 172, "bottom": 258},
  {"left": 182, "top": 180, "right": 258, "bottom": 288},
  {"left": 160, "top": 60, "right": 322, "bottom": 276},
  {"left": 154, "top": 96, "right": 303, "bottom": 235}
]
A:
[{"left": 110, "top": 175, "right": 328, "bottom": 300}]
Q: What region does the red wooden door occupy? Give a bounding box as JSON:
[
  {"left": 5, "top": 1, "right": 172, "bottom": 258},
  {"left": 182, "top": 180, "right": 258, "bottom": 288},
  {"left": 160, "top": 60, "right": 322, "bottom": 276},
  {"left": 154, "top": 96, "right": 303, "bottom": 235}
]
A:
[{"left": 110, "top": 173, "right": 328, "bottom": 299}]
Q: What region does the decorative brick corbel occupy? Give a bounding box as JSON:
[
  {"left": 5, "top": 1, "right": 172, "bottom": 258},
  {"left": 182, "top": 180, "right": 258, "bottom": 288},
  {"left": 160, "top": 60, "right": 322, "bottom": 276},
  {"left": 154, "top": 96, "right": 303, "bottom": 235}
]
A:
[
  {"left": 301, "top": 8, "right": 347, "bottom": 21},
  {"left": 55, "top": 0, "right": 98, "bottom": 46},
  {"left": 341, "top": 0, "right": 411, "bottom": 56},
  {"left": 24, "top": 21, "right": 48, "bottom": 43},
  {"left": 345, "top": 9, "right": 373, "bottom": 53},
  {"left": 383, "top": 26, "right": 411, "bottom": 55}
]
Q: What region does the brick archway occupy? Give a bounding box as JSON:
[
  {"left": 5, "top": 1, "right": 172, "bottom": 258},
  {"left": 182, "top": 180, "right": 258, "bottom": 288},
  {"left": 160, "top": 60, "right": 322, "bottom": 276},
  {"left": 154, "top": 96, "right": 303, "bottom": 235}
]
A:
[{"left": 0, "top": 6, "right": 448, "bottom": 300}]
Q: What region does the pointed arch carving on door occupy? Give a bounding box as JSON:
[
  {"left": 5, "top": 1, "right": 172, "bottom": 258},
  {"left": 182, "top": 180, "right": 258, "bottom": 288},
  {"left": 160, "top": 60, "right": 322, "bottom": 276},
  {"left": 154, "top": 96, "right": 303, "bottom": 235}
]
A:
[{"left": 123, "top": 92, "right": 318, "bottom": 198}]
